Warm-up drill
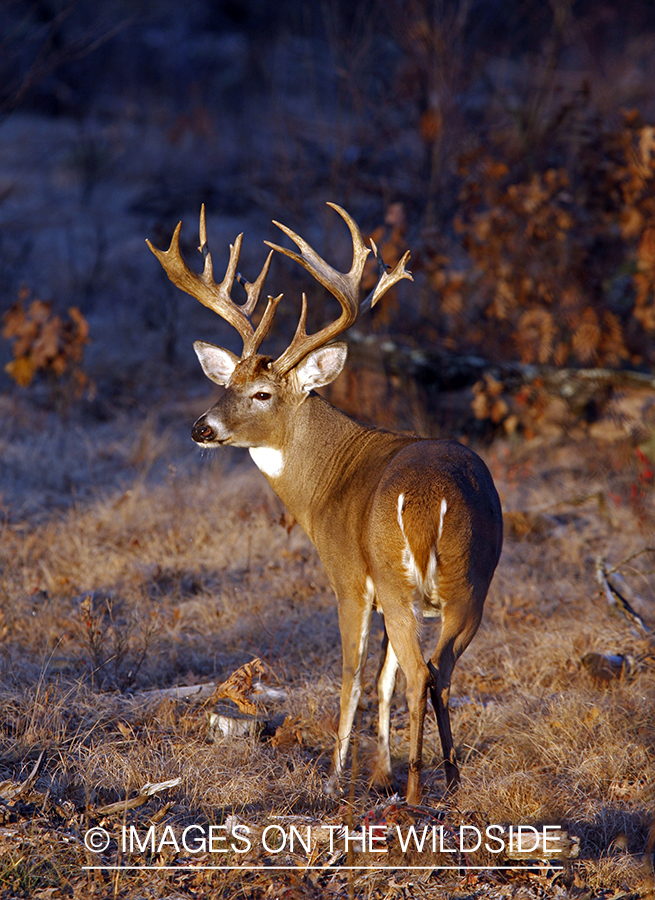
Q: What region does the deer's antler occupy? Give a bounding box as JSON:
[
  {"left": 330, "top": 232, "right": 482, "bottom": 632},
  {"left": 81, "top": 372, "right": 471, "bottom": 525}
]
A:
[
  {"left": 268, "top": 203, "right": 413, "bottom": 375},
  {"left": 146, "top": 204, "right": 281, "bottom": 358},
  {"left": 148, "top": 203, "right": 412, "bottom": 372}
]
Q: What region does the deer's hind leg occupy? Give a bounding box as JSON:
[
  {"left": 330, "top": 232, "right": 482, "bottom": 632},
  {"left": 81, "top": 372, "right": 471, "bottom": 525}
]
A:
[
  {"left": 371, "top": 622, "right": 399, "bottom": 789},
  {"left": 428, "top": 567, "right": 485, "bottom": 791},
  {"left": 370, "top": 574, "right": 431, "bottom": 806}
]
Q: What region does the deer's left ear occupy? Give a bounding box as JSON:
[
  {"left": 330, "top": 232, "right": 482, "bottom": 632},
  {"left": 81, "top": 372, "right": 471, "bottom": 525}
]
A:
[{"left": 294, "top": 342, "right": 348, "bottom": 392}]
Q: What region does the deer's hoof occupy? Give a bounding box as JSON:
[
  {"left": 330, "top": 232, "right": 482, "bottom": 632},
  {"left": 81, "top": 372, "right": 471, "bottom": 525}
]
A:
[
  {"left": 444, "top": 762, "right": 461, "bottom": 795},
  {"left": 370, "top": 763, "right": 393, "bottom": 792},
  {"left": 324, "top": 774, "right": 343, "bottom": 798}
]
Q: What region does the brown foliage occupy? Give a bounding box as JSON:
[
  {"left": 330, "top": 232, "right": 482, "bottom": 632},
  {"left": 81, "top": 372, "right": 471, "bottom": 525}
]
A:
[
  {"left": 2, "top": 286, "right": 92, "bottom": 403},
  {"left": 407, "top": 109, "right": 655, "bottom": 375}
]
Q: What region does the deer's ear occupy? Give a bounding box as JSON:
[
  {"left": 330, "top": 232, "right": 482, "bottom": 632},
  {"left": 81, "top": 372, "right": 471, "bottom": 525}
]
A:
[
  {"left": 193, "top": 341, "right": 239, "bottom": 385},
  {"left": 294, "top": 342, "right": 348, "bottom": 393}
]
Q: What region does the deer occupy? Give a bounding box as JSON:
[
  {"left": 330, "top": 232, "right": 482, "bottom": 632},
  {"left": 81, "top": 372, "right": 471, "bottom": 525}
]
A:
[{"left": 147, "top": 203, "right": 503, "bottom": 805}]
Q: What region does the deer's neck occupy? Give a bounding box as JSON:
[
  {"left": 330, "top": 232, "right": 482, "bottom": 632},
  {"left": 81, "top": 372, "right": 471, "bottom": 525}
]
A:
[{"left": 249, "top": 393, "right": 412, "bottom": 543}]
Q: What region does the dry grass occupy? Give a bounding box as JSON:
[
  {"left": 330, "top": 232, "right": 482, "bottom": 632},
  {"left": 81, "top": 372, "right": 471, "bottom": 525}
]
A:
[{"left": 1, "top": 395, "right": 654, "bottom": 898}]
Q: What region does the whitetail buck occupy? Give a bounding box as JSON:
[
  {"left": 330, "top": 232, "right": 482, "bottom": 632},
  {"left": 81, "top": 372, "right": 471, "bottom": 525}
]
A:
[{"left": 147, "top": 203, "right": 503, "bottom": 804}]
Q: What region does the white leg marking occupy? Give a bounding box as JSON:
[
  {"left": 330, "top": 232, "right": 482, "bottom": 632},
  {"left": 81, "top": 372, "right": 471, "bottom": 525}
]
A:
[
  {"left": 377, "top": 640, "right": 398, "bottom": 774},
  {"left": 426, "top": 549, "right": 438, "bottom": 600},
  {"left": 249, "top": 447, "right": 284, "bottom": 479}
]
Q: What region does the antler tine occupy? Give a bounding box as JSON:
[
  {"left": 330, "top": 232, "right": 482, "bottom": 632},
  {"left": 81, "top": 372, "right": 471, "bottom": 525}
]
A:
[
  {"left": 237, "top": 253, "right": 273, "bottom": 317},
  {"left": 147, "top": 205, "right": 277, "bottom": 358},
  {"left": 359, "top": 239, "right": 413, "bottom": 315},
  {"left": 266, "top": 204, "right": 371, "bottom": 375}
]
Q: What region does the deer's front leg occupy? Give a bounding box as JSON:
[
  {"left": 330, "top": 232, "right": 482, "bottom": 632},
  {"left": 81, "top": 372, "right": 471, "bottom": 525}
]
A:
[{"left": 325, "top": 591, "right": 373, "bottom": 797}]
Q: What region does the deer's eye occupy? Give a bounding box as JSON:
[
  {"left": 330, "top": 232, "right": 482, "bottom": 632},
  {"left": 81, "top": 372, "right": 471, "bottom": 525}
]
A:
[{"left": 253, "top": 391, "right": 272, "bottom": 402}]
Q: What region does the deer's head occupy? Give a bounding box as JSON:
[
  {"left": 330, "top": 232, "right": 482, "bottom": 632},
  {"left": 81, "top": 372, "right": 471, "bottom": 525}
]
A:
[{"left": 147, "top": 204, "right": 412, "bottom": 451}]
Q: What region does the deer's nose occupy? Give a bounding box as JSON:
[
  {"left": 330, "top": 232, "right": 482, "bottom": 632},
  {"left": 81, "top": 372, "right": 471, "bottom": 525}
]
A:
[{"left": 192, "top": 416, "right": 215, "bottom": 443}]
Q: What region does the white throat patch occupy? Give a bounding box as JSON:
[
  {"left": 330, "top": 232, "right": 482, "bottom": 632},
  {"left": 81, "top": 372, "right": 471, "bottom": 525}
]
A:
[{"left": 249, "top": 447, "right": 285, "bottom": 479}]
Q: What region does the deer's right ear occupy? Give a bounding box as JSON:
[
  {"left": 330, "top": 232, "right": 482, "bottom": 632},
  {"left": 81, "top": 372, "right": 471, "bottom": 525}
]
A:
[{"left": 193, "top": 341, "right": 239, "bottom": 386}]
